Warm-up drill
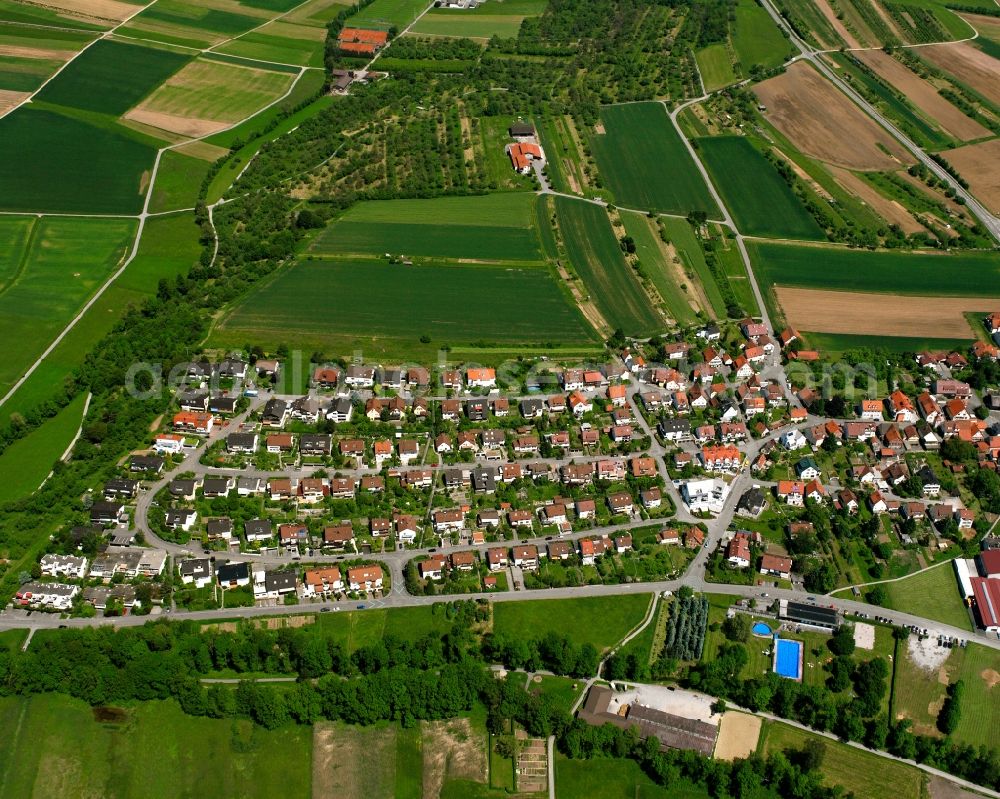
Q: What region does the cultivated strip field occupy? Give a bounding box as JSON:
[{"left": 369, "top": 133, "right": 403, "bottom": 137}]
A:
[
  {"left": 410, "top": 0, "right": 546, "bottom": 40},
  {"left": 826, "top": 166, "right": 926, "bottom": 234},
  {"left": 940, "top": 138, "right": 1000, "bottom": 214},
  {"left": 125, "top": 57, "right": 295, "bottom": 137},
  {"left": 590, "top": 102, "right": 719, "bottom": 216},
  {"left": 920, "top": 41, "right": 1000, "bottom": 108},
  {"left": 753, "top": 61, "right": 914, "bottom": 170},
  {"left": 775, "top": 286, "right": 984, "bottom": 339},
  {"left": 855, "top": 49, "right": 990, "bottom": 142}
]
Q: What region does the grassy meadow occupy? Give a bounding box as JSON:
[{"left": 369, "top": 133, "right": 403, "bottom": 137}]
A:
[
  {"left": 877, "top": 565, "right": 973, "bottom": 631},
  {"left": 590, "top": 102, "right": 719, "bottom": 216},
  {"left": 411, "top": 0, "right": 547, "bottom": 39},
  {"left": 620, "top": 211, "right": 699, "bottom": 325},
  {"left": 731, "top": 0, "right": 791, "bottom": 70},
  {"left": 492, "top": 593, "right": 651, "bottom": 652},
  {"left": 0, "top": 694, "right": 312, "bottom": 799},
  {"left": 697, "top": 136, "right": 824, "bottom": 240},
  {"left": 555, "top": 197, "right": 663, "bottom": 336}
]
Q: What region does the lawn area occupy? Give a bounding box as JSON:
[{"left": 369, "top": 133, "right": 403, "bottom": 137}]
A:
[
  {"left": 555, "top": 196, "right": 663, "bottom": 336},
  {"left": 0, "top": 392, "right": 86, "bottom": 506},
  {"left": 526, "top": 674, "right": 587, "bottom": 714},
  {"left": 731, "top": 0, "right": 790, "bottom": 70},
  {"left": 696, "top": 43, "right": 737, "bottom": 91},
  {"left": 0, "top": 212, "right": 201, "bottom": 426},
  {"left": 36, "top": 39, "right": 189, "bottom": 116},
  {"left": 411, "top": 0, "right": 547, "bottom": 39},
  {"left": 747, "top": 241, "right": 1000, "bottom": 297},
  {"left": 950, "top": 641, "right": 1000, "bottom": 746},
  {"left": 493, "top": 593, "right": 651, "bottom": 652},
  {"left": 0, "top": 216, "right": 137, "bottom": 400},
  {"left": 351, "top": 0, "right": 430, "bottom": 28},
  {"left": 0, "top": 107, "right": 157, "bottom": 214},
  {"left": 697, "top": 136, "right": 823, "bottom": 240},
  {"left": 314, "top": 604, "right": 458, "bottom": 651},
  {"left": 212, "top": 256, "right": 593, "bottom": 354},
  {"left": 0, "top": 629, "right": 26, "bottom": 651},
  {"left": 590, "top": 102, "right": 719, "bottom": 216},
  {"left": 878, "top": 564, "right": 974, "bottom": 631},
  {"left": 620, "top": 211, "right": 699, "bottom": 326},
  {"left": 132, "top": 57, "right": 295, "bottom": 126},
  {"left": 759, "top": 721, "right": 924, "bottom": 799},
  {"left": 0, "top": 694, "right": 312, "bottom": 799},
  {"left": 555, "top": 754, "right": 711, "bottom": 799},
  {"left": 310, "top": 194, "right": 543, "bottom": 262}
]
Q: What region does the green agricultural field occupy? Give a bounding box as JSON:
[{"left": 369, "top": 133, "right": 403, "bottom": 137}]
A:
[
  {"left": 879, "top": 564, "right": 974, "bottom": 631},
  {"left": 660, "top": 217, "right": 727, "bottom": 317},
  {"left": 134, "top": 57, "right": 295, "bottom": 125},
  {"left": 555, "top": 755, "right": 711, "bottom": 799},
  {"left": 759, "top": 722, "right": 924, "bottom": 799},
  {"left": 36, "top": 39, "right": 189, "bottom": 116},
  {"left": 747, "top": 241, "right": 1000, "bottom": 297},
  {"left": 555, "top": 197, "right": 663, "bottom": 336},
  {"left": 213, "top": 257, "right": 594, "bottom": 354},
  {"left": 732, "top": 0, "right": 791, "bottom": 70},
  {"left": 0, "top": 694, "right": 312, "bottom": 799},
  {"left": 803, "top": 331, "right": 973, "bottom": 354},
  {"left": 336, "top": 192, "right": 537, "bottom": 226},
  {"left": 590, "top": 102, "right": 719, "bottom": 216},
  {"left": 351, "top": 0, "right": 430, "bottom": 28},
  {"left": 0, "top": 21, "right": 95, "bottom": 50},
  {"left": 215, "top": 24, "right": 326, "bottom": 67},
  {"left": 411, "top": 0, "right": 547, "bottom": 39},
  {"left": 0, "top": 216, "right": 137, "bottom": 400},
  {"left": 0, "top": 213, "right": 201, "bottom": 426},
  {"left": 149, "top": 150, "right": 214, "bottom": 213},
  {"left": 492, "top": 593, "right": 651, "bottom": 652},
  {"left": 0, "top": 107, "right": 156, "bottom": 214},
  {"left": 696, "top": 43, "right": 737, "bottom": 91},
  {"left": 620, "top": 211, "right": 698, "bottom": 325},
  {"left": 0, "top": 54, "right": 62, "bottom": 91},
  {"left": 0, "top": 392, "right": 86, "bottom": 505},
  {"left": 125, "top": 0, "right": 265, "bottom": 46},
  {"left": 697, "top": 136, "right": 824, "bottom": 240}
]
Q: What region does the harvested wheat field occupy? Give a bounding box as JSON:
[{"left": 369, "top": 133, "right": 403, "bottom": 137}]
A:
[
  {"left": 941, "top": 138, "right": 1000, "bottom": 214},
  {"left": 921, "top": 42, "right": 1000, "bottom": 108},
  {"left": 0, "top": 89, "right": 28, "bottom": 116},
  {"left": 714, "top": 712, "right": 762, "bottom": 761},
  {"left": 776, "top": 286, "right": 984, "bottom": 338},
  {"left": 856, "top": 50, "right": 990, "bottom": 141},
  {"left": 40, "top": 0, "right": 143, "bottom": 24},
  {"left": 828, "top": 166, "right": 925, "bottom": 233},
  {"left": 313, "top": 722, "right": 396, "bottom": 799},
  {"left": 754, "top": 62, "right": 914, "bottom": 170}
]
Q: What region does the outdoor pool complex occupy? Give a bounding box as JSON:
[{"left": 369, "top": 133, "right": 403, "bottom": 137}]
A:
[
  {"left": 752, "top": 622, "right": 773, "bottom": 637},
  {"left": 773, "top": 637, "right": 803, "bottom": 681}
]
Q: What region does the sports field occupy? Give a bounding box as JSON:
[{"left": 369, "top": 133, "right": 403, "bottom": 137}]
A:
[
  {"left": 493, "top": 593, "right": 651, "bottom": 652},
  {"left": 0, "top": 694, "right": 312, "bottom": 799},
  {"left": 697, "top": 136, "right": 823, "bottom": 239},
  {"left": 747, "top": 241, "right": 1000, "bottom": 297},
  {"left": 0, "top": 392, "right": 86, "bottom": 505},
  {"left": 555, "top": 197, "right": 663, "bottom": 336},
  {"left": 951, "top": 642, "right": 1000, "bottom": 747},
  {"left": 213, "top": 257, "right": 594, "bottom": 351},
  {"left": 36, "top": 39, "right": 189, "bottom": 116},
  {"left": 411, "top": 0, "right": 547, "bottom": 40},
  {"left": 760, "top": 721, "right": 923, "bottom": 799},
  {"left": 879, "top": 564, "right": 974, "bottom": 631},
  {"left": 0, "top": 107, "right": 156, "bottom": 214},
  {"left": 126, "top": 57, "right": 295, "bottom": 137},
  {"left": 590, "top": 102, "right": 720, "bottom": 216},
  {"left": 0, "top": 216, "right": 137, "bottom": 399},
  {"left": 310, "top": 193, "right": 544, "bottom": 262}
]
